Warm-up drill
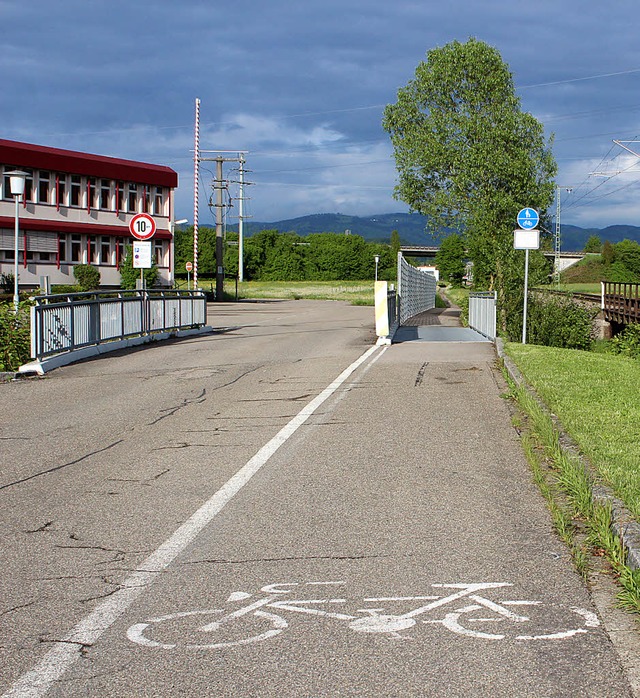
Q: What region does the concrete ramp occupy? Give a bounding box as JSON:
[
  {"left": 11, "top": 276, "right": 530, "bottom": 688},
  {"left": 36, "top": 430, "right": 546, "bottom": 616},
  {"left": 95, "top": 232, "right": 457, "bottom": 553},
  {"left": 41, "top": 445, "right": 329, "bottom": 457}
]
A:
[
  {"left": 395, "top": 305, "right": 490, "bottom": 343},
  {"left": 394, "top": 325, "right": 490, "bottom": 342}
]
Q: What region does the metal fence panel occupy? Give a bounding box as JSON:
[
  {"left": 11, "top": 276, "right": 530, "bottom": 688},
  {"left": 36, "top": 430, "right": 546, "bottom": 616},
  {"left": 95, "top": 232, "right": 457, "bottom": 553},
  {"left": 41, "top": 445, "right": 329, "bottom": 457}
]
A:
[
  {"left": 468, "top": 291, "right": 497, "bottom": 341},
  {"left": 30, "top": 290, "right": 207, "bottom": 360},
  {"left": 397, "top": 254, "right": 437, "bottom": 325}
]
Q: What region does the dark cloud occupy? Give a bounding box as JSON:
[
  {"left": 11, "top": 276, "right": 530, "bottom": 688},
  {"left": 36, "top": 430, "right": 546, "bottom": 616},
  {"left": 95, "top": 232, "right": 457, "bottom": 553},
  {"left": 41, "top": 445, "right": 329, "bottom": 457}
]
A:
[{"left": 3, "top": 0, "right": 640, "bottom": 227}]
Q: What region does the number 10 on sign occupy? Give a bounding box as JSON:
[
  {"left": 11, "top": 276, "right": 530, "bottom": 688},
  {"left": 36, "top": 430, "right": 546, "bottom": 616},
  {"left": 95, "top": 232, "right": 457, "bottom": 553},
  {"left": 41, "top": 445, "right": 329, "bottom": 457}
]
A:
[{"left": 129, "top": 213, "right": 157, "bottom": 240}]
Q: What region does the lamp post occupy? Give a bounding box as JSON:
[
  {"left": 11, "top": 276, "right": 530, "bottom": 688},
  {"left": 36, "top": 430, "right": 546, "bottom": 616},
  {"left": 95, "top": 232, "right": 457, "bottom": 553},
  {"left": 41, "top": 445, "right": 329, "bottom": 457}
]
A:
[
  {"left": 7, "top": 171, "right": 27, "bottom": 313},
  {"left": 374, "top": 255, "right": 380, "bottom": 282}
]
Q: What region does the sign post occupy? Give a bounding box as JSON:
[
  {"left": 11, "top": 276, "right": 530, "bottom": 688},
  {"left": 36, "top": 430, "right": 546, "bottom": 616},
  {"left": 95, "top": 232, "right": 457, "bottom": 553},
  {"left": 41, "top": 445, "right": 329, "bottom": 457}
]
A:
[
  {"left": 185, "top": 261, "right": 193, "bottom": 291},
  {"left": 515, "top": 208, "right": 540, "bottom": 345},
  {"left": 129, "top": 214, "right": 156, "bottom": 289}
]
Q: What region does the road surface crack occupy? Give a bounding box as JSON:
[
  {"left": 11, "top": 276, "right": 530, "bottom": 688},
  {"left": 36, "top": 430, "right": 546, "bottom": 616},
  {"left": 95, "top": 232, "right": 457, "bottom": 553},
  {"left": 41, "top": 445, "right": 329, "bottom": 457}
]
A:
[
  {"left": 182, "top": 553, "right": 391, "bottom": 566},
  {"left": 147, "top": 388, "right": 207, "bottom": 425},
  {"left": 0, "top": 440, "right": 124, "bottom": 492}
]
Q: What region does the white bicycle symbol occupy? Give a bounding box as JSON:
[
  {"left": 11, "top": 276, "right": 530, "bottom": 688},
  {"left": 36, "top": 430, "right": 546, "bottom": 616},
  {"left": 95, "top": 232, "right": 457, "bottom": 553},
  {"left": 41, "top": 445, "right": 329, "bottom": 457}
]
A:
[{"left": 126, "top": 581, "right": 600, "bottom": 650}]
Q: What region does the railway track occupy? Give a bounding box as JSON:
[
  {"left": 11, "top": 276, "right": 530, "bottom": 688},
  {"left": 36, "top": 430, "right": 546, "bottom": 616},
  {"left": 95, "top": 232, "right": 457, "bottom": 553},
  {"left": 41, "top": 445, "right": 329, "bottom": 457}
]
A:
[{"left": 535, "top": 288, "right": 601, "bottom": 304}]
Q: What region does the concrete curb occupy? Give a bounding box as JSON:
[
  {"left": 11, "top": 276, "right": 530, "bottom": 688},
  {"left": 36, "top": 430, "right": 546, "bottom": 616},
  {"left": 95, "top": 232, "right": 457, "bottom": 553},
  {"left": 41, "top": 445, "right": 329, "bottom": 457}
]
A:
[
  {"left": 496, "top": 337, "right": 640, "bottom": 571},
  {"left": 17, "top": 325, "right": 214, "bottom": 376}
]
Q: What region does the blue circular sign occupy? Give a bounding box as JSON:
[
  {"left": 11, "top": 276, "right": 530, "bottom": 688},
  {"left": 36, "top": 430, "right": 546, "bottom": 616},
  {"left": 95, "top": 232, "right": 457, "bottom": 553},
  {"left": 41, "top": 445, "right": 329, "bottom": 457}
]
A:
[{"left": 517, "top": 208, "right": 539, "bottom": 230}]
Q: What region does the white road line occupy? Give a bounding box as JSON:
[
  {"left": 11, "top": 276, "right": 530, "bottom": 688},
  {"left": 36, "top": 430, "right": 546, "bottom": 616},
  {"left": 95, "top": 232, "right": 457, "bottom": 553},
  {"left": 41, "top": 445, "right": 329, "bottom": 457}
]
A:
[{"left": 2, "top": 344, "right": 384, "bottom": 698}]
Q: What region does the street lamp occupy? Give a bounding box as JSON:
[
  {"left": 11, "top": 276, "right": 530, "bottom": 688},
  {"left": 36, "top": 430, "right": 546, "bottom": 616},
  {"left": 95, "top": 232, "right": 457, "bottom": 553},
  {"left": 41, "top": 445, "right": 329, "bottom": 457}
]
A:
[
  {"left": 7, "top": 170, "right": 27, "bottom": 313},
  {"left": 374, "top": 255, "right": 380, "bottom": 282}
]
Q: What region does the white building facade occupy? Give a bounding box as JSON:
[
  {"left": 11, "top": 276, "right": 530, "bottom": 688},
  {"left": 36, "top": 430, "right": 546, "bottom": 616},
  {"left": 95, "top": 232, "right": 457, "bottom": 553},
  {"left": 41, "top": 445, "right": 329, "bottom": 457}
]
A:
[{"left": 0, "top": 139, "right": 179, "bottom": 289}]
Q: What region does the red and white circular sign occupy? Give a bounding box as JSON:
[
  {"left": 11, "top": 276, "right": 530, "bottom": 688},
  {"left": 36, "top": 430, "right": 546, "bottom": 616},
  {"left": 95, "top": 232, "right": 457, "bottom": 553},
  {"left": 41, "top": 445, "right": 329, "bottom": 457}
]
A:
[
  {"left": 129, "top": 213, "right": 157, "bottom": 240},
  {"left": 185, "top": 261, "right": 193, "bottom": 272}
]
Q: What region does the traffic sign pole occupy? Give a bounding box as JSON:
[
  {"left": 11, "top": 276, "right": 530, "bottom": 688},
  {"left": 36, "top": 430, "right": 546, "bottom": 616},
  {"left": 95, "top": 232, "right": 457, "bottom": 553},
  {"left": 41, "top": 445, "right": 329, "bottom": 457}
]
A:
[{"left": 515, "top": 209, "right": 540, "bottom": 345}]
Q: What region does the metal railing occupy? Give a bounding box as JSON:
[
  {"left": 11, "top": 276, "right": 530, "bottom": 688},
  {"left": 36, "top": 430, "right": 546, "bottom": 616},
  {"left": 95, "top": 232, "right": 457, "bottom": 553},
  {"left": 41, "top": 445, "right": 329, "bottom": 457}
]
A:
[
  {"left": 397, "top": 254, "right": 437, "bottom": 325},
  {"left": 30, "top": 289, "right": 207, "bottom": 360},
  {"left": 602, "top": 281, "right": 640, "bottom": 325},
  {"left": 468, "top": 291, "right": 497, "bottom": 341}
]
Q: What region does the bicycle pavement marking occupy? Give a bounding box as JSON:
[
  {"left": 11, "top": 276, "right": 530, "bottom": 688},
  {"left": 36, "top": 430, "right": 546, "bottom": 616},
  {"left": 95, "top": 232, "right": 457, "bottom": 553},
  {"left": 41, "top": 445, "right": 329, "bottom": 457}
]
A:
[{"left": 1, "top": 344, "right": 385, "bottom": 698}]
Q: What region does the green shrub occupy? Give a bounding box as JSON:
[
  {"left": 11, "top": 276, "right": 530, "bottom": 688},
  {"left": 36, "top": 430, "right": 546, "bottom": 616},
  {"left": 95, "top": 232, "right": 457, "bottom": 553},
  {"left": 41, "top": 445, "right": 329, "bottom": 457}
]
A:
[
  {"left": 0, "top": 302, "right": 31, "bottom": 371},
  {"left": 526, "top": 294, "right": 596, "bottom": 350},
  {"left": 0, "top": 272, "right": 14, "bottom": 294},
  {"left": 73, "top": 264, "right": 101, "bottom": 291},
  {"left": 119, "top": 246, "right": 159, "bottom": 289},
  {"left": 609, "top": 324, "right": 640, "bottom": 359}
]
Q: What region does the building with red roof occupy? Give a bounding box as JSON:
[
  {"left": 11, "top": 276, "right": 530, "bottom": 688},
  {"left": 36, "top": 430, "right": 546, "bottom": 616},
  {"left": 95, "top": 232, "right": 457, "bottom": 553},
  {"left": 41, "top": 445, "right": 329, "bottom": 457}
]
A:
[{"left": 0, "top": 139, "right": 179, "bottom": 289}]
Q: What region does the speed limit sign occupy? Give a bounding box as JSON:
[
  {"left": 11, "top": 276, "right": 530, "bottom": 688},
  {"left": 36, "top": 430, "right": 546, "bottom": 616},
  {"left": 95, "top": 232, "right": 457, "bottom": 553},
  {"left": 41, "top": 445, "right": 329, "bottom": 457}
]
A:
[{"left": 129, "top": 213, "right": 157, "bottom": 240}]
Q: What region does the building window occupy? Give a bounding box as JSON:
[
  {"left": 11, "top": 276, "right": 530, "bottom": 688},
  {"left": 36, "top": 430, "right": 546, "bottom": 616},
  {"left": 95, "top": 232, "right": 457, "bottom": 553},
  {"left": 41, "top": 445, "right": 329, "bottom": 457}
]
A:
[
  {"left": 57, "top": 175, "right": 67, "bottom": 208},
  {"left": 87, "top": 179, "right": 95, "bottom": 212},
  {"left": 154, "top": 240, "right": 166, "bottom": 266},
  {"left": 116, "top": 239, "right": 125, "bottom": 268},
  {"left": 70, "top": 176, "right": 82, "bottom": 207},
  {"left": 116, "top": 182, "right": 124, "bottom": 214},
  {"left": 2, "top": 170, "right": 14, "bottom": 200},
  {"left": 128, "top": 184, "right": 138, "bottom": 213},
  {"left": 38, "top": 171, "right": 51, "bottom": 204},
  {"left": 154, "top": 187, "right": 164, "bottom": 216},
  {"left": 59, "top": 235, "right": 67, "bottom": 262},
  {"left": 23, "top": 170, "right": 34, "bottom": 202},
  {"left": 100, "top": 180, "right": 111, "bottom": 210},
  {"left": 99, "top": 236, "right": 112, "bottom": 265},
  {"left": 71, "top": 234, "right": 82, "bottom": 263}
]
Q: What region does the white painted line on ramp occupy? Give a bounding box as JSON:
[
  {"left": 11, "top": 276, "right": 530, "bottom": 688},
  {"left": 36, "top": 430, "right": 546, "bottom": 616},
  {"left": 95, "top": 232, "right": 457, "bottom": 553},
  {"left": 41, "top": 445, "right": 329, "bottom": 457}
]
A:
[{"left": 2, "top": 344, "right": 385, "bottom": 698}]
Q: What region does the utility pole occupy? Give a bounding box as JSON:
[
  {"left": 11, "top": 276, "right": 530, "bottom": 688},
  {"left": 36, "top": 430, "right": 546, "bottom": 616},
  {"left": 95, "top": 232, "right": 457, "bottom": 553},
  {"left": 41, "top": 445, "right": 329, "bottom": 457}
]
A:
[
  {"left": 554, "top": 185, "right": 572, "bottom": 286},
  {"left": 200, "top": 151, "right": 249, "bottom": 300},
  {"left": 214, "top": 157, "right": 224, "bottom": 301},
  {"left": 238, "top": 154, "right": 245, "bottom": 283}
]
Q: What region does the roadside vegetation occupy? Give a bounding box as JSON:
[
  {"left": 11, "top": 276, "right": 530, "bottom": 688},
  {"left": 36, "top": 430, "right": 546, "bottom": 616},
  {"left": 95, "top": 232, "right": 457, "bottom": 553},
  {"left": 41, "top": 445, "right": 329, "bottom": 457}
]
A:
[{"left": 503, "top": 344, "right": 640, "bottom": 611}]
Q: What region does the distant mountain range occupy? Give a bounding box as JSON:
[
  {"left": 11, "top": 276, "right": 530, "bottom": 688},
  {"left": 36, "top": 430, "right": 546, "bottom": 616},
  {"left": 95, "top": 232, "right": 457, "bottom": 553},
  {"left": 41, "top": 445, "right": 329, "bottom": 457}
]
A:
[{"left": 227, "top": 212, "right": 640, "bottom": 251}]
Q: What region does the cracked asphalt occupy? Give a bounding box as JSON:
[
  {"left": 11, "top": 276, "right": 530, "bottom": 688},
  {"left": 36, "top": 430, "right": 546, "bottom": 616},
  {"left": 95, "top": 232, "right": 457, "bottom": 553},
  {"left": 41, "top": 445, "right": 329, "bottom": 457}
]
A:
[{"left": 0, "top": 300, "right": 637, "bottom": 696}]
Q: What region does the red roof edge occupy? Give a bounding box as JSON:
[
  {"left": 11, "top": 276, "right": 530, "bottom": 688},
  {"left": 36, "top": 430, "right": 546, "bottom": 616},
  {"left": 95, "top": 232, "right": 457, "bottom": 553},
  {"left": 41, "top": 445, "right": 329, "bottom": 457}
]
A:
[{"left": 0, "top": 139, "right": 178, "bottom": 189}]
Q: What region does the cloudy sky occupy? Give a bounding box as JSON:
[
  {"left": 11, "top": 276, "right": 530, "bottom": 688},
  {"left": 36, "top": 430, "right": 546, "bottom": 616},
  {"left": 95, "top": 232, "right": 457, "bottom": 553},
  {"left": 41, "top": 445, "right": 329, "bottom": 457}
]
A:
[{"left": 4, "top": 0, "right": 640, "bottom": 230}]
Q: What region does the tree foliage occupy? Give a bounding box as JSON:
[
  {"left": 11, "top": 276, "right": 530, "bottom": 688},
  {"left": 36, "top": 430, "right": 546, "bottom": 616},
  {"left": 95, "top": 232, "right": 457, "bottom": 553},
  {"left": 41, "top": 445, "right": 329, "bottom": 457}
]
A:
[
  {"left": 173, "top": 227, "right": 397, "bottom": 283},
  {"left": 583, "top": 235, "right": 602, "bottom": 253},
  {"left": 435, "top": 233, "right": 466, "bottom": 284},
  {"left": 73, "top": 264, "right": 101, "bottom": 291},
  {"left": 383, "top": 38, "right": 557, "bottom": 337}
]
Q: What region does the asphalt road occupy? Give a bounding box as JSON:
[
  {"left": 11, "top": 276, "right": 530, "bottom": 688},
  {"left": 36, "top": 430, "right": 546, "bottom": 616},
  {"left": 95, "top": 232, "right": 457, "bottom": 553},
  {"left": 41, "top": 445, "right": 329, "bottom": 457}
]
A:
[{"left": 0, "top": 300, "right": 634, "bottom": 696}]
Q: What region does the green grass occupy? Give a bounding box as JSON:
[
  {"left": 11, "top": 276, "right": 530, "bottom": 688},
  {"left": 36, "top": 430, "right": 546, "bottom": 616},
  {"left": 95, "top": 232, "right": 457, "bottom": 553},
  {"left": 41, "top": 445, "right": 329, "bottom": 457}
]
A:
[
  {"left": 548, "top": 282, "right": 603, "bottom": 295},
  {"left": 229, "top": 280, "right": 376, "bottom": 304},
  {"left": 505, "top": 343, "right": 640, "bottom": 520}
]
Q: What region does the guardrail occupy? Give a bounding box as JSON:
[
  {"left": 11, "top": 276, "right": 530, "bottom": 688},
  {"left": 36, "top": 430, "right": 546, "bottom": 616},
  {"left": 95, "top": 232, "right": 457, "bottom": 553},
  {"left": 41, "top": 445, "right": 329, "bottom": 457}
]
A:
[
  {"left": 468, "top": 291, "right": 497, "bottom": 341},
  {"left": 30, "top": 289, "right": 207, "bottom": 361}
]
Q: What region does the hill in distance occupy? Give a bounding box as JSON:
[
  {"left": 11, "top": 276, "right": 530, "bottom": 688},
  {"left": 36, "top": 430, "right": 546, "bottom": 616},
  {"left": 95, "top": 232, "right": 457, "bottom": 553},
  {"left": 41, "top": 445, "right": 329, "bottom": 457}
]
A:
[{"left": 227, "top": 212, "right": 640, "bottom": 250}]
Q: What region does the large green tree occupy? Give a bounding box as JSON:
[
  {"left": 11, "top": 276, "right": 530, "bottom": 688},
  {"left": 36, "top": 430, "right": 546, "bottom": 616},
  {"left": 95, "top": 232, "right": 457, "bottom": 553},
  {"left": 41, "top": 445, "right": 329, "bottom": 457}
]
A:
[
  {"left": 383, "top": 38, "right": 557, "bottom": 335},
  {"left": 435, "top": 233, "right": 466, "bottom": 284}
]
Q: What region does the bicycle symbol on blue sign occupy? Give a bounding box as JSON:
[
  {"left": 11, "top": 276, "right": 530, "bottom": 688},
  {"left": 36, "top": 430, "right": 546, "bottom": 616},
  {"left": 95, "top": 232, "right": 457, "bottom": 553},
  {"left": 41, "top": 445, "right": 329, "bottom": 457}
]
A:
[{"left": 517, "top": 208, "right": 539, "bottom": 230}]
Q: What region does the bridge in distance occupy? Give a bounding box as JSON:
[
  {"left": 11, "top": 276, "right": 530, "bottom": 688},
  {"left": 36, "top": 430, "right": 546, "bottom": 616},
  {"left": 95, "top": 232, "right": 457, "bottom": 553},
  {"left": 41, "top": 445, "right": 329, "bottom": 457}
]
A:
[{"left": 401, "top": 245, "right": 587, "bottom": 273}]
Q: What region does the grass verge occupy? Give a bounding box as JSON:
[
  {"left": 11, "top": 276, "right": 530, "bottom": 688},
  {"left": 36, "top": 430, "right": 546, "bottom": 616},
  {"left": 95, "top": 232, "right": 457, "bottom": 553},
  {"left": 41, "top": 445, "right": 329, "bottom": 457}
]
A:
[
  {"left": 503, "top": 345, "right": 640, "bottom": 612},
  {"left": 222, "top": 280, "right": 376, "bottom": 304}
]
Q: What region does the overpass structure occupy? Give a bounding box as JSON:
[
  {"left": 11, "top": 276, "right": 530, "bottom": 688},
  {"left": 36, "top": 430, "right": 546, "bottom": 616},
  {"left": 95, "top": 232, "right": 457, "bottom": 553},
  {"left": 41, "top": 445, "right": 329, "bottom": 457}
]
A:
[{"left": 401, "top": 245, "right": 586, "bottom": 274}]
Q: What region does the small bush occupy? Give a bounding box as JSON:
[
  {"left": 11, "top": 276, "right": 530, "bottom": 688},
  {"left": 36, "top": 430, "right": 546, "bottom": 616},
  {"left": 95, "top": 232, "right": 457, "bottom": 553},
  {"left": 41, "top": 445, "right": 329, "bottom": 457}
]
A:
[
  {"left": 73, "top": 264, "right": 101, "bottom": 291},
  {"left": 0, "top": 302, "right": 31, "bottom": 371},
  {"left": 527, "top": 294, "right": 596, "bottom": 350},
  {"left": 608, "top": 324, "right": 640, "bottom": 359},
  {"left": 0, "top": 272, "right": 15, "bottom": 294},
  {"left": 119, "top": 246, "right": 159, "bottom": 289}
]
